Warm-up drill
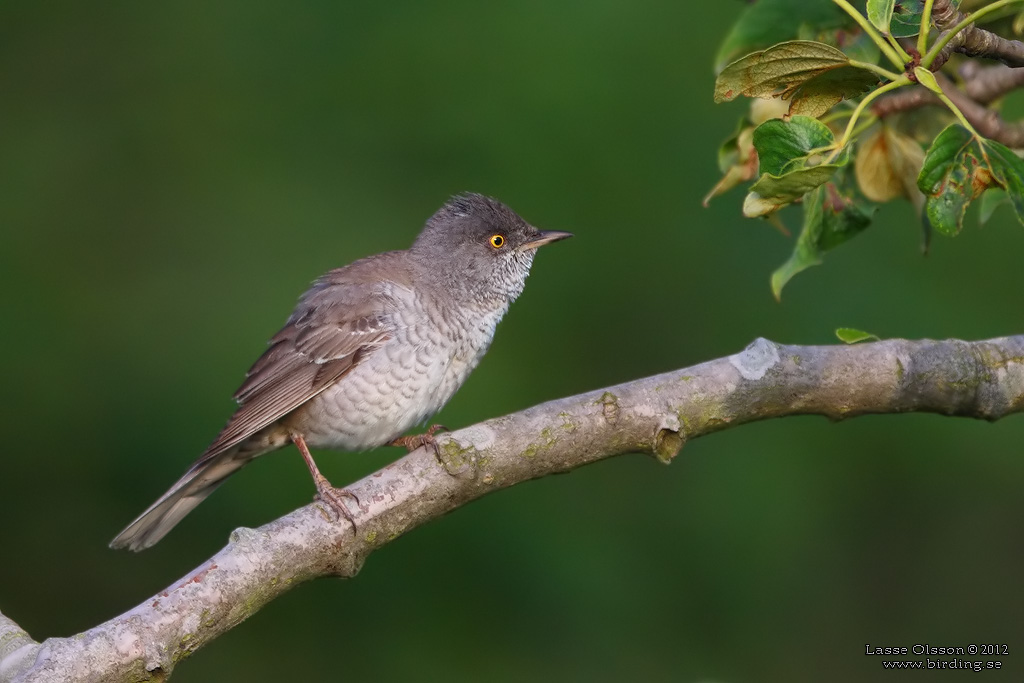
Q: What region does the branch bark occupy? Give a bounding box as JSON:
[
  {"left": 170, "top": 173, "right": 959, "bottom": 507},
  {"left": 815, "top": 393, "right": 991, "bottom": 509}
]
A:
[
  {"left": 935, "top": 71, "right": 1024, "bottom": 146},
  {"left": 931, "top": 0, "right": 1024, "bottom": 69},
  {"left": 959, "top": 62, "right": 1024, "bottom": 103},
  {"left": 872, "top": 72, "right": 1024, "bottom": 147},
  {"left": 3, "top": 335, "right": 1023, "bottom": 682}
]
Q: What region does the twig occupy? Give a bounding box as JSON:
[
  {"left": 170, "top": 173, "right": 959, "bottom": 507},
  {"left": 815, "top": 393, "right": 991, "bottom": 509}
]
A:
[
  {"left": 873, "top": 76, "right": 1024, "bottom": 147},
  {"left": 929, "top": 0, "right": 1024, "bottom": 69},
  {"left": 959, "top": 62, "right": 1024, "bottom": 103},
  {"left": 936, "top": 72, "right": 1024, "bottom": 145},
  {"left": 872, "top": 85, "right": 941, "bottom": 118}
]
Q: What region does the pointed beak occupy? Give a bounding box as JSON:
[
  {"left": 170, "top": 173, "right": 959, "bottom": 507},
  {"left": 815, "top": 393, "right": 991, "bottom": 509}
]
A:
[{"left": 518, "top": 230, "right": 574, "bottom": 252}]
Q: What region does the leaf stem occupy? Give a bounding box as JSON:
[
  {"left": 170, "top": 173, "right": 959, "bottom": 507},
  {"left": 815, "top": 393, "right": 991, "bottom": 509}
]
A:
[
  {"left": 819, "top": 108, "right": 854, "bottom": 125},
  {"left": 832, "top": 0, "right": 908, "bottom": 69},
  {"left": 849, "top": 113, "right": 880, "bottom": 140},
  {"left": 912, "top": 66, "right": 983, "bottom": 138},
  {"left": 886, "top": 34, "right": 914, "bottom": 65},
  {"left": 917, "top": 0, "right": 935, "bottom": 56},
  {"left": 848, "top": 59, "right": 902, "bottom": 82},
  {"left": 921, "top": 0, "right": 1024, "bottom": 67},
  {"left": 828, "top": 76, "right": 911, "bottom": 161},
  {"left": 934, "top": 90, "right": 983, "bottom": 138}
]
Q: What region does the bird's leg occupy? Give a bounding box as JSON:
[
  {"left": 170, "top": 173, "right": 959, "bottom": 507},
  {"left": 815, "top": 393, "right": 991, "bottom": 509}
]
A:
[
  {"left": 388, "top": 424, "right": 450, "bottom": 454},
  {"left": 390, "top": 425, "right": 471, "bottom": 476},
  {"left": 290, "top": 432, "right": 358, "bottom": 525}
]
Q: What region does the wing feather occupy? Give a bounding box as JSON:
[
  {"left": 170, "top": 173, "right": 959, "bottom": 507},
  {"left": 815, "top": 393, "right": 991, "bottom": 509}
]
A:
[{"left": 199, "top": 270, "right": 402, "bottom": 461}]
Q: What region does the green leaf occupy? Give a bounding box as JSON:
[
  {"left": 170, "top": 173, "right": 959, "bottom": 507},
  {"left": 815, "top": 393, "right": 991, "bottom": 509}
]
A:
[
  {"left": 714, "top": 0, "right": 850, "bottom": 72},
  {"left": 890, "top": 0, "right": 925, "bottom": 37},
  {"left": 890, "top": 0, "right": 961, "bottom": 38},
  {"left": 917, "top": 124, "right": 1024, "bottom": 235},
  {"left": 867, "top": 0, "right": 896, "bottom": 34},
  {"left": 979, "top": 188, "right": 1008, "bottom": 225},
  {"left": 770, "top": 180, "right": 874, "bottom": 298},
  {"left": 981, "top": 140, "right": 1024, "bottom": 223},
  {"left": 745, "top": 166, "right": 841, "bottom": 217},
  {"left": 912, "top": 66, "right": 940, "bottom": 93},
  {"left": 835, "top": 327, "right": 881, "bottom": 343},
  {"left": 744, "top": 116, "right": 851, "bottom": 217},
  {"left": 917, "top": 126, "right": 983, "bottom": 235},
  {"left": 755, "top": 116, "right": 835, "bottom": 176},
  {"left": 714, "top": 40, "right": 879, "bottom": 119}
]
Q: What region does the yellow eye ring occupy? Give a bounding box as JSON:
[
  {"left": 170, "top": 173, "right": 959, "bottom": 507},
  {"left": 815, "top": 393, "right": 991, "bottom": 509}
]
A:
[{"left": 489, "top": 234, "right": 505, "bottom": 248}]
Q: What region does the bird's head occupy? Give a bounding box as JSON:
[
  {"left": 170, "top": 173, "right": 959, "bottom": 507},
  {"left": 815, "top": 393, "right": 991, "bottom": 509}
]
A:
[{"left": 412, "top": 193, "right": 572, "bottom": 303}]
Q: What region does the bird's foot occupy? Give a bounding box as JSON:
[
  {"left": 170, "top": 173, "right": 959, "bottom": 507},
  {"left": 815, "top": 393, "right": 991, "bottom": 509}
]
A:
[
  {"left": 390, "top": 425, "right": 473, "bottom": 476},
  {"left": 291, "top": 431, "right": 358, "bottom": 530},
  {"left": 313, "top": 483, "right": 360, "bottom": 526},
  {"left": 388, "top": 424, "right": 450, "bottom": 454}
]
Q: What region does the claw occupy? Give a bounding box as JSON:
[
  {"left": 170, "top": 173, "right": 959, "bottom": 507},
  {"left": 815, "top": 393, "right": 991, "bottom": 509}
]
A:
[
  {"left": 388, "top": 423, "right": 449, "bottom": 454},
  {"left": 291, "top": 432, "right": 357, "bottom": 529}
]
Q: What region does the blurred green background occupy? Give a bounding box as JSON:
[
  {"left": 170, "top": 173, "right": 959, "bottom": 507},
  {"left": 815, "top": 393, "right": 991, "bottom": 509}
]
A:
[{"left": 2, "top": 1, "right": 1023, "bottom": 681}]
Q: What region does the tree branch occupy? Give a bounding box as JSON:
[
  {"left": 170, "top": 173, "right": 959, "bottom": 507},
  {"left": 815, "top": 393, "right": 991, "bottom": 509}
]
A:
[
  {"left": 935, "top": 71, "right": 1024, "bottom": 145},
  {"left": 959, "top": 61, "right": 1024, "bottom": 103},
  {"left": 0, "top": 614, "right": 36, "bottom": 683},
  {"left": 3, "top": 336, "right": 1024, "bottom": 682},
  {"left": 872, "top": 73, "right": 1024, "bottom": 147},
  {"left": 872, "top": 84, "right": 940, "bottom": 118},
  {"left": 930, "top": 0, "right": 1024, "bottom": 69}
]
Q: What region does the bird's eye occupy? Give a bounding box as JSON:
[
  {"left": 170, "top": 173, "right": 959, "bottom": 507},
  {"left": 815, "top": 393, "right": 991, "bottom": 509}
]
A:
[{"left": 489, "top": 234, "right": 505, "bottom": 248}]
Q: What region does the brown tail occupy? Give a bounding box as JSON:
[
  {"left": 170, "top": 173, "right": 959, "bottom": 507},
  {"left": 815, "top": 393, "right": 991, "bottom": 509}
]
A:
[{"left": 110, "top": 442, "right": 273, "bottom": 551}]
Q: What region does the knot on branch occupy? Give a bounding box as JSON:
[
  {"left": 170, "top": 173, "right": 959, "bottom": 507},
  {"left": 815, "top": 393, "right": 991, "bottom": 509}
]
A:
[
  {"left": 930, "top": 0, "right": 1024, "bottom": 69},
  {"left": 730, "top": 337, "right": 781, "bottom": 381},
  {"left": 596, "top": 392, "right": 620, "bottom": 425},
  {"left": 652, "top": 415, "right": 685, "bottom": 464}
]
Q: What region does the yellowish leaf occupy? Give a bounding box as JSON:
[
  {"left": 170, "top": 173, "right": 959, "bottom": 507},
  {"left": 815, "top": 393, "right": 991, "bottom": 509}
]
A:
[
  {"left": 715, "top": 40, "right": 878, "bottom": 117},
  {"left": 854, "top": 127, "right": 926, "bottom": 203},
  {"left": 855, "top": 130, "right": 903, "bottom": 202},
  {"left": 884, "top": 127, "right": 926, "bottom": 206},
  {"left": 750, "top": 98, "right": 790, "bottom": 125}
]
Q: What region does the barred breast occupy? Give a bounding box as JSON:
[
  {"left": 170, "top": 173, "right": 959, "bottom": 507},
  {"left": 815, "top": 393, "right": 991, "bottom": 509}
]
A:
[{"left": 284, "top": 282, "right": 508, "bottom": 451}]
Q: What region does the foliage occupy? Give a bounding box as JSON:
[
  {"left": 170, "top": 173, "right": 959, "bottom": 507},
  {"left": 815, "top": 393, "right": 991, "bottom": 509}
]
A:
[
  {"left": 917, "top": 122, "right": 1024, "bottom": 233},
  {"left": 708, "top": 0, "right": 1024, "bottom": 298},
  {"left": 835, "top": 326, "right": 882, "bottom": 343}
]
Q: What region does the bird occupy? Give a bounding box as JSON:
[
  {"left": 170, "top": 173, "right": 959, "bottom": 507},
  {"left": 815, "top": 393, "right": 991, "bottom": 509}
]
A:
[{"left": 110, "top": 193, "right": 572, "bottom": 551}]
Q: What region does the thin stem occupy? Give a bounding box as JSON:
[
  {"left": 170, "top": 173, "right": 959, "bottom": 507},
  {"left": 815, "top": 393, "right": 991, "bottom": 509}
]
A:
[
  {"left": 922, "top": 0, "right": 1024, "bottom": 67},
  {"left": 829, "top": 77, "right": 912, "bottom": 161},
  {"left": 934, "top": 89, "right": 984, "bottom": 138},
  {"left": 918, "top": 0, "right": 936, "bottom": 56},
  {"left": 849, "top": 59, "right": 902, "bottom": 82},
  {"left": 912, "top": 65, "right": 986, "bottom": 137},
  {"left": 849, "top": 113, "right": 880, "bottom": 140},
  {"left": 832, "top": 0, "right": 907, "bottom": 69},
  {"left": 819, "top": 109, "right": 855, "bottom": 125},
  {"left": 886, "top": 33, "right": 914, "bottom": 64}
]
